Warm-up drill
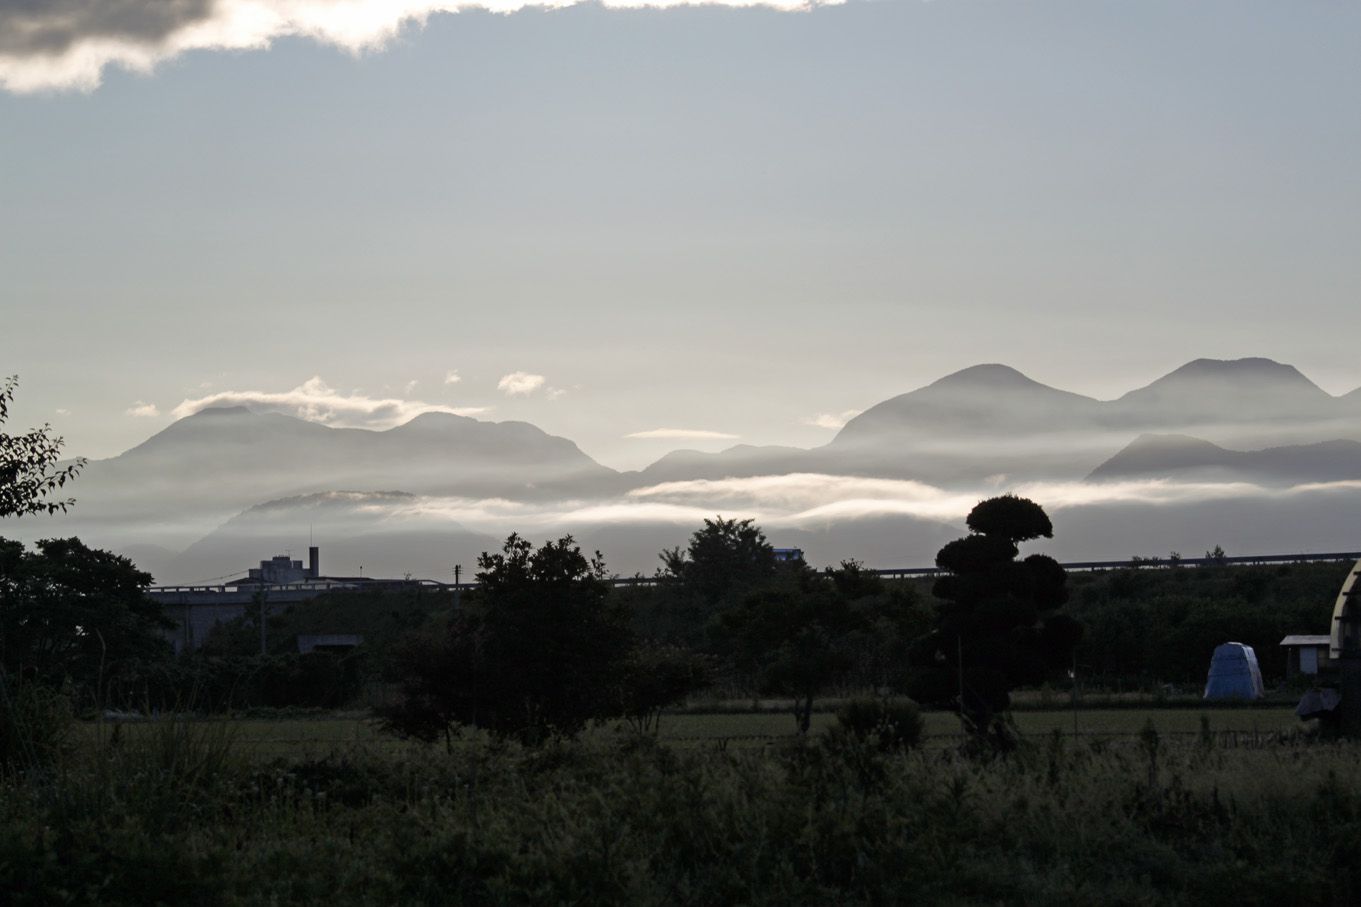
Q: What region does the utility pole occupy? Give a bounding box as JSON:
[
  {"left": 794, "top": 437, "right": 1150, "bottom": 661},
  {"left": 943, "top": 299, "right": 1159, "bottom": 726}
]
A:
[{"left": 453, "top": 564, "right": 462, "bottom": 611}]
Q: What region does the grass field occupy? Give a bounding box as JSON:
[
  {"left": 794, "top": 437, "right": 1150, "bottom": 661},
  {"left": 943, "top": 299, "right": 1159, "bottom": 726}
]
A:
[
  {"left": 76, "top": 705, "right": 1306, "bottom": 758},
  {"left": 22, "top": 705, "right": 1361, "bottom": 904}
]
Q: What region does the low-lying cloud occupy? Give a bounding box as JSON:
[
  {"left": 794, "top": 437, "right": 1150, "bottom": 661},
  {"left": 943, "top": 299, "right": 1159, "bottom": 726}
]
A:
[
  {"left": 125, "top": 400, "right": 160, "bottom": 418},
  {"left": 626, "top": 428, "right": 740, "bottom": 441},
  {"left": 804, "top": 410, "right": 861, "bottom": 430},
  {"left": 627, "top": 472, "right": 1298, "bottom": 525},
  {"left": 171, "top": 375, "right": 490, "bottom": 428},
  {"left": 0, "top": 0, "right": 844, "bottom": 94},
  {"left": 497, "top": 371, "right": 546, "bottom": 396},
  {"left": 257, "top": 472, "right": 1360, "bottom": 537}
]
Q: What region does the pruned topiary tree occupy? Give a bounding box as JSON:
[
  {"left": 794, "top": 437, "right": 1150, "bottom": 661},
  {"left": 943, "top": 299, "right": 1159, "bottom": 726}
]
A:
[{"left": 907, "top": 495, "right": 1082, "bottom": 747}]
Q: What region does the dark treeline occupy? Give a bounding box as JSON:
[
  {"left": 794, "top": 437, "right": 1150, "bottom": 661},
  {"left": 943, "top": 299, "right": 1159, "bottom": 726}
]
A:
[
  {"left": 1062, "top": 560, "right": 1346, "bottom": 687},
  {"left": 1, "top": 524, "right": 1345, "bottom": 728}
]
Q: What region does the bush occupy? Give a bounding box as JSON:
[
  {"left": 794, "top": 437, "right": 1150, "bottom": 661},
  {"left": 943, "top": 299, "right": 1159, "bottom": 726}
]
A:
[
  {"left": 834, "top": 697, "right": 924, "bottom": 751},
  {"left": 0, "top": 677, "right": 71, "bottom": 772}
]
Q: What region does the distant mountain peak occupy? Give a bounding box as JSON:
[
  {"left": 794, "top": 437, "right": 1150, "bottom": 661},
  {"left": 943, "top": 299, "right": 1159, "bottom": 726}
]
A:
[
  {"left": 929, "top": 363, "right": 1044, "bottom": 389},
  {"left": 191, "top": 405, "right": 253, "bottom": 418},
  {"left": 1123, "top": 357, "right": 1325, "bottom": 398},
  {"left": 394, "top": 410, "right": 478, "bottom": 427},
  {"left": 1087, "top": 433, "right": 1233, "bottom": 481},
  {"left": 244, "top": 490, "right": 418, "bottom": 514},
  {"left": 1120, "top": 432, "right": 1229, "bottom": 454}
]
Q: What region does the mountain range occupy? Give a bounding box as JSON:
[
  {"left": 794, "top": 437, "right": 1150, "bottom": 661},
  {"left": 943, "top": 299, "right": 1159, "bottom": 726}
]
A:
[{"left": 10, "top": 357, "right": 1360, "bottom": 582}]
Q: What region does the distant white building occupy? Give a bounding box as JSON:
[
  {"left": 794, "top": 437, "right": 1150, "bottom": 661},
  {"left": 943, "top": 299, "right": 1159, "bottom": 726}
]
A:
[{"left": 773, "top": 548, "right": 804, "bottom": 563}]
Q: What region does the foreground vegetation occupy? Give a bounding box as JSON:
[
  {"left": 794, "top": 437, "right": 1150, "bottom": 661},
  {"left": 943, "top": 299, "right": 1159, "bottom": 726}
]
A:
[
  {"left": 62, "top": 706, "right": 1308, "bottom": 757},
  {"left": 4, "top": 715, "right": 1359, "bottom": 905}
]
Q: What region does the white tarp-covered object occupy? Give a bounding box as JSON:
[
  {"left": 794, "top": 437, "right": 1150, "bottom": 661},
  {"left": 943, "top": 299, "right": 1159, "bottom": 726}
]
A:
[{"left": 1203, "top": 642, "right": 1265, "bottom": 700}]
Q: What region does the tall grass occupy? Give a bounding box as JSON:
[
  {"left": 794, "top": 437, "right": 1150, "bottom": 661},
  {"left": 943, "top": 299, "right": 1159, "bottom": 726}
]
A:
[{"left": 2, "top": 720, "right": 1359, "bottom": 905}]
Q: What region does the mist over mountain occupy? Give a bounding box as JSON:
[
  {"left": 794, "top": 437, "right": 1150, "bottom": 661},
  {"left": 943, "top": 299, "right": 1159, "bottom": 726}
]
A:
[
  {"left": 163, "top": 491, "right": 500, "bottom": 586},
  {"left": 1109, "top": 358, "right": 1349, "bottom": 446},
  {"left": 822, "top": 357, "right": 1361, "bottom": 485},
  {"left": 825, "top": 364, "right": 1110, "bottom": 483},
  {"left": 29, "top": 405, "right": 620, "bottom": 548},
  {"left": 632, "top": 445, "right": 811, "bottom": 484},
  {"left": 11, "top": 356, "right": 1361, "bottom": 580}
]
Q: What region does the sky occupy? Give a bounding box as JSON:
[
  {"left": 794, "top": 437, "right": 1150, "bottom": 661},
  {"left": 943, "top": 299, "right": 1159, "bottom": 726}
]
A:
[{"left": 2, "top": 0, "right": 1359, "bottom": 471}]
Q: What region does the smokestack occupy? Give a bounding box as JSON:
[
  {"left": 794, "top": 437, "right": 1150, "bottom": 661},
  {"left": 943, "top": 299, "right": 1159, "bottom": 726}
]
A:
[{"left": 308, "top": 546, "right": 319, "bottom": 579}]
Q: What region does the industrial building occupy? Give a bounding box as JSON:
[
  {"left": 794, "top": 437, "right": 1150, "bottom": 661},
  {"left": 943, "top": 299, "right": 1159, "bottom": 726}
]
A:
[{"left": 148, "top": 546, "right": 449, "bottom": 653}]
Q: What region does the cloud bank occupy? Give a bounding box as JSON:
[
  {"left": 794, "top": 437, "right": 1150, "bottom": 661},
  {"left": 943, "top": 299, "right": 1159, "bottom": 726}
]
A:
[
  {"left": 171, "top": 375, "right": 490, "bottom": 428},
  {"left": 626, "top": 428, "right": 740, "bottom": 440},
  {"left": 627, "top": 473, "right": 1285, "bottom": 524},
  {"left": 0, "top": 0, "right": 844, "bottom": 94},
  {"left": 233, "top": 473, "right": 1361, "bottom": 543}
]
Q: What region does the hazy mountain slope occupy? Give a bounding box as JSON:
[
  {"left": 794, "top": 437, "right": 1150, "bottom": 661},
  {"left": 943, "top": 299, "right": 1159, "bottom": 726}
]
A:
[
  {"left": 1109, "top": 358, "right": 1350, "bottom": 448},
  {"left": 1113, "top": 358, "right": 1332, "bottom": 421},
  {"left": 1087, "top": 434, "right": 1239, "bottom": 480},
  {"left": 24, "top": 406, "right": 621, "bottom": 549},
  {"left": 817, "top": 358, "right": 1360, "bottom": 485},
  {"left": 105, "top": 406, "right": 615, "bottom": 497},
  {"left": 1089, "top": 434, "right": 1361, "bottom": 486},
  {"left": 15, "top": 355, "right": 1361, "bottom": 565},
  {"left": 823, "top": 364, "right": 1112, "bottom": 483},
  {"left": 632, "top": 445, "right": 812, "bottom": 485},
  {"left": 833, "top": 364, "right": 1105, "bottom": 443},
  {"left": 163, "top": 491, "right": 500, "bottom": 585}
]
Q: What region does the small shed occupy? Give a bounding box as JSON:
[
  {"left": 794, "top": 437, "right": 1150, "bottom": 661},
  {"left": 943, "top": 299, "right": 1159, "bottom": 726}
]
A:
[
  {"left": 1280, "top": 635, "right": 1332, "bottom": 678},
  {"left": 1203, "top": 642, "right": 1265, "bottom": 701}
]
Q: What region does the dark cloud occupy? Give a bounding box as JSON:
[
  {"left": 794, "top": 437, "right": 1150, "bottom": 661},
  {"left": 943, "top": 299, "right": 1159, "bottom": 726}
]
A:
[{"left": 0, "top": 0, "right": 215, "bottom": 55}]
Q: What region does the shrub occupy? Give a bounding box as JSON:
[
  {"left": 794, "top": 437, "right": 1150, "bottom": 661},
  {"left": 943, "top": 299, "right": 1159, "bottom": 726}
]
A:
[
  {"left": 0, "top": 676, "right": 71, "bottom": 772},
  {"left": 834, "top": 697, "right": 924, "bottom": 751}
]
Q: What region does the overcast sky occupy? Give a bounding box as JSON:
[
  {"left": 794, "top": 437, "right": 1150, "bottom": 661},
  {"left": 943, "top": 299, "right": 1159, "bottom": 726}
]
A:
[{"left": 2, "top": 0, "right": 1358, "bottom": 470}]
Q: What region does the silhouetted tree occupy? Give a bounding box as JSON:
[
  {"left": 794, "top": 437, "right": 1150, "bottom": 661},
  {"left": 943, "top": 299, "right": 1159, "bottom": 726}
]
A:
[
  {"left": 0, "top": 376, "right": 85, "bottom": 518},
  {"left": 717, "top": 579, "right": 860, "bottom": 733},
  {"left": 827, "top": 559, "right": 934, "bottom": 691},
  {"left": 380, "top": 534, "right": 634, "bottom": 746},
  {"left": 0, "top": 537, "right": 172, "bottom": 706},
  {"left": 907, "top": 495, "right": 1082, "bottom": 747},
  {"left": 661, "top": 516, "right": 777, "bottom": 604},
  {"left": 616, "top": 643, "right": 712, "bottom": 735}
]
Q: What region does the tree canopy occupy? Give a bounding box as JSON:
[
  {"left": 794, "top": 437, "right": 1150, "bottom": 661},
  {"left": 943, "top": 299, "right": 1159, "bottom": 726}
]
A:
[
  {"left": 717, "top": 580, "right": 860, "bottom": 733},
  {"left": 0, "top": 376, "right": 85, "bottom": 519},
  {"left": 380, "top": 534, "right": 635, "bottom": 745},
  {"left": 0, "top": 536, "right": 172, "bottom": 705},
  {"left": 661, "top": 516, "right": 777, "bottom": 604},
  {"left": 907, "top": 496, "right": 1082, "bottom": 745}
]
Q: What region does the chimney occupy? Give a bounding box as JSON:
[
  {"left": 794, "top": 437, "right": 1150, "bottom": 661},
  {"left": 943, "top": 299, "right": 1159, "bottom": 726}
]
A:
[{"left": 308, "top": 546, "right": 319, "bottom": 579}]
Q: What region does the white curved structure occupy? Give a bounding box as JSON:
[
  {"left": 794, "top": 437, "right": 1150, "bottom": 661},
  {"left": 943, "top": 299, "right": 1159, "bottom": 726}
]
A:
[{"left": 1328, "top": 559, "right": 1361, "bottom": 659}]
